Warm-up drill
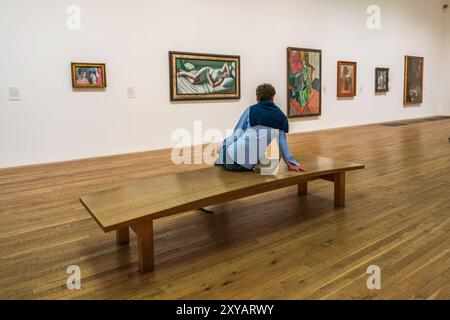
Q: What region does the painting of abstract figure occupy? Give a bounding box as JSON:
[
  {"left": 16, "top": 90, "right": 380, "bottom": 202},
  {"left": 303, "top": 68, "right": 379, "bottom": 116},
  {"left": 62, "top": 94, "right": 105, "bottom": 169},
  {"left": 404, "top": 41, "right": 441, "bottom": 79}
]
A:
[
  {"left": 375, "top": 68, "right": 389, "bottom": 93},
  {"left": 287, "top": 47, "right": 322, "bottom": 118},
  {"left": 337, "top": 61, "right": 357, "bottom": 97},
  {"left": 404, "top": 56, "right": 424, "bottom": 105},
  {"left": 169, "top": 52, "right": 240, "bottom": 101}
]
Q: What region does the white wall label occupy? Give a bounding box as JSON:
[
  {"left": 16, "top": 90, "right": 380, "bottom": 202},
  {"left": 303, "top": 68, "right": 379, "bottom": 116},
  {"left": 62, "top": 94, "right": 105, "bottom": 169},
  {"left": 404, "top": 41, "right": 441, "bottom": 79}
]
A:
[
  {"left": 128, "top": 87, "right": 136, "bottom": 99},
  {"left": 8, "top": 87, "right": 21, "bottom": 101}
]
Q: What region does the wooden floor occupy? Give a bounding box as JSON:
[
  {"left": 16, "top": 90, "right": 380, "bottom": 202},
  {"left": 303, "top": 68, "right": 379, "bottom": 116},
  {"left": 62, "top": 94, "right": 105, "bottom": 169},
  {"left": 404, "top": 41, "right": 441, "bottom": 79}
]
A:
[{"left": 0, "top": 118, "right": 449, "bottom": 300}]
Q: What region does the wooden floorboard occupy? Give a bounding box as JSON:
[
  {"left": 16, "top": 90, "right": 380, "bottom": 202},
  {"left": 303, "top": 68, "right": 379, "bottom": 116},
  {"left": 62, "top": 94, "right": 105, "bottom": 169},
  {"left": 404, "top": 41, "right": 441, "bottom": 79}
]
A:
[{"left": 0, "top": 118, "right": 449, "bottom": 299}]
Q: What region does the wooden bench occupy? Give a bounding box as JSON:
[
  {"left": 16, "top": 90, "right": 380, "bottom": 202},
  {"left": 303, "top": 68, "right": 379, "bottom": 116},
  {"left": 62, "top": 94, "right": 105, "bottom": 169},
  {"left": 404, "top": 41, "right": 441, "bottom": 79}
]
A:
[{"left": 79, "top": 154, "right": 364, "bottom": 273}]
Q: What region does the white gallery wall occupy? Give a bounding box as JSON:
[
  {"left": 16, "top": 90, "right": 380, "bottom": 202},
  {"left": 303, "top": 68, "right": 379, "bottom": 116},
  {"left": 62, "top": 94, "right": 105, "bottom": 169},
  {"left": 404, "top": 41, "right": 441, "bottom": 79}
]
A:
[
  {"left": 442, "top": 3, "right": 450, "bottom": 114},
  {"left": 0, "top": 0, "right": 448, "bottom": 168}
]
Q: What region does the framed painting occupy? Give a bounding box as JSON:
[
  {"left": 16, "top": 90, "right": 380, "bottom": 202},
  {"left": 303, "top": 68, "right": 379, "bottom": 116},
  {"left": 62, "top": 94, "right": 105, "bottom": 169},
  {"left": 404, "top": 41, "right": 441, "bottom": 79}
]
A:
[
  {"left": 337, "top": 61, "right": 357, "bottom": 97},
  {"left": 71, "top": 63, "right": 106, "bottom": 88},
  {"left": 169, "top": 51, "right": 240, "bottom": 101},
  {"left": 287, "top": 47, "right": 322, "bottom": 118},
  {"left": 375, "top": 68, "right": 389, "bottom": 93},
  {"left": 404, "top": 56, "right": 424, "bottom": 105}
]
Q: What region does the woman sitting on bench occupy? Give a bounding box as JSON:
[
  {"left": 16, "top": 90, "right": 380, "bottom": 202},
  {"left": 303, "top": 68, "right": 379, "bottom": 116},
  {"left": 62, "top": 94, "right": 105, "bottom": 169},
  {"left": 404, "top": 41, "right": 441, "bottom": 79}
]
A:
[{"left": 215, "top": 83, "right": 306, "bottom": 173}]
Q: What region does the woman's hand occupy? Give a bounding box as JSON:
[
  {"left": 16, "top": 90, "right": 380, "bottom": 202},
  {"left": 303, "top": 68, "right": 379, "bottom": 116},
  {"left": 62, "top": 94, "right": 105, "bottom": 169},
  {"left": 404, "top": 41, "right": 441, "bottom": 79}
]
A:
[{"left": 287, "top": 162, "right": 306, "bottom": 172}]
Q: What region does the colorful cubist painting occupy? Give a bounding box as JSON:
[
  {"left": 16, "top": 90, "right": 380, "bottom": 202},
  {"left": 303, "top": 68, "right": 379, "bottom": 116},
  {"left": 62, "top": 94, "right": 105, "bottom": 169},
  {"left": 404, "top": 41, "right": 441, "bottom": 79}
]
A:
[{"left": 287, "top": 47, "right": 322, "bottom": 118}]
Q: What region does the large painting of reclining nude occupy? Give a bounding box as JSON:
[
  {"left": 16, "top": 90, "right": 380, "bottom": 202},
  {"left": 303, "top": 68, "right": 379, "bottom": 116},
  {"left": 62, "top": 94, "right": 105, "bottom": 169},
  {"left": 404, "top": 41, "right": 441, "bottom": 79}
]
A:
[
  {"left": 287, "top": 47, "right": 322, "bottom": 118},
  {"left": 169, "top": 51, "right": 240, "bottom": 101}
]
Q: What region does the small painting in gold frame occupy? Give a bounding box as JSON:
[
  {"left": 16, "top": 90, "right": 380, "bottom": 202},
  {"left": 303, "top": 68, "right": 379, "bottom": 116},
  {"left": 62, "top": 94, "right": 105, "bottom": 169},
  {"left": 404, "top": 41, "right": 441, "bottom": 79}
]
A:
[
  {"left": 71, "top": 63, "right": 107, "bottom": 88},
  {"left": 337, "top": 61, "right": 357, "bottom": 97}
]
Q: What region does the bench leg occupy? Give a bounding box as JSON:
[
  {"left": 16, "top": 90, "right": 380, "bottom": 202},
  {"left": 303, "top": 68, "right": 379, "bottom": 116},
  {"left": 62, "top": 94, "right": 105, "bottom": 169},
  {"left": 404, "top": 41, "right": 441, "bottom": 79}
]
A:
[
  {"left": 334, "top": 172, "right": 346, "bottom": 208},
  {"left": 298, "top": 182, "right": 308, "bottom": 196},
  {"left": 116, "top": 227, "right": 129, "bottom": 245},
  {"left": 137, "top": 220, "right": 154, "bottom": 273}
]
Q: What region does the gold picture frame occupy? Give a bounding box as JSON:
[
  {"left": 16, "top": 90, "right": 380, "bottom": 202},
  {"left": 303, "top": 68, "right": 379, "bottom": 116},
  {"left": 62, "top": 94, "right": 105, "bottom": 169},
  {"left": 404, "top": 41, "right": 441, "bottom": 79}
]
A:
[
  {"left": 403, "top": 56, "right": 424, "bottom": 105},
  {"left": 71, "top": 63, "right": 107, "bottom": 88},
  {"left": 337, "top": 61, "right": 357, "bottom": 97}
]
